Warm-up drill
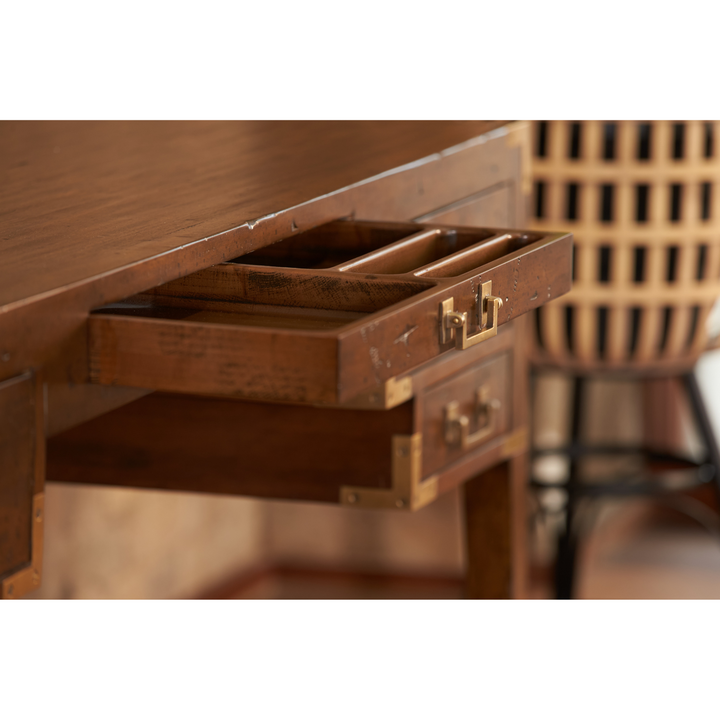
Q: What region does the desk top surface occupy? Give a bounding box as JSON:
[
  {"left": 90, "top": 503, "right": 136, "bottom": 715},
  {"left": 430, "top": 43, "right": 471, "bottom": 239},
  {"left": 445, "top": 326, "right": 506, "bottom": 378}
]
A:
[{"left": 0, "top": 121, "right": 505, "bottom": 311}]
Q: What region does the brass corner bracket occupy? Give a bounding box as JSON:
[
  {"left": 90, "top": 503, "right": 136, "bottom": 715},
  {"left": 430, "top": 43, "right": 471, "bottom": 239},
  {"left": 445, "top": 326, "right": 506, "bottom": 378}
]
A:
[
  {"left": 333, "top": 375, "right": 414, "bottom": 410},
  {"left": 1, "top": 492, "right": 45, "bottom": 600},
  {"left": 502, "top": 426, "right": 529, "bottom": 458},
  {"left": 339, "top": 433, "right": 438, "bottom": 511}
]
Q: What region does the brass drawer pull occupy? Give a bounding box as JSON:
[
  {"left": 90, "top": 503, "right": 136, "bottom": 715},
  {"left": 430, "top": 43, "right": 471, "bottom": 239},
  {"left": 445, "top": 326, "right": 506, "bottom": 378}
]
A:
[
  {"left": 443, "top": 387, "right": 500, "bottom": 449},
  {"left": 439, "top": 281, "right": 503, "bottom": 350}
]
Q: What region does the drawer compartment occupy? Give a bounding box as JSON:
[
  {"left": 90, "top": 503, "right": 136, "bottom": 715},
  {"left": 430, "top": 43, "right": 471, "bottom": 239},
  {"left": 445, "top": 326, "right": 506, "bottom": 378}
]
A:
[
  {"left": 421, "top": 353, "right": 510, "bottom": 477},
  {"left": 89, "top": 220, "right": 571, "bottom": 404},
  {"left": 230, "top": 220, "right": 424, "bottom": 269}
]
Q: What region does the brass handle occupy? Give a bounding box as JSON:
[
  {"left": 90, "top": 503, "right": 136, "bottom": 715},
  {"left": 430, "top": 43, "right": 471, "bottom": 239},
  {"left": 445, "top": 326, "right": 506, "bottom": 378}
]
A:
[
  {"left": 444, "top": 387, "right": 500, "bottom": 450},
  {"left": 439, "top": 281, "right": 504, "bottom": 350}
]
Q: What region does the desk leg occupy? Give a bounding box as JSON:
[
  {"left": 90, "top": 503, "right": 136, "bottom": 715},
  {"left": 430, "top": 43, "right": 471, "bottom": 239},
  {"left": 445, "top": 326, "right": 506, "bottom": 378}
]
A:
[
  {"left": 0, "top": 372, "right": 45, "bottom": 600},
  {"left": 463, "top": 453, "right": 528, "bottom": 599}
]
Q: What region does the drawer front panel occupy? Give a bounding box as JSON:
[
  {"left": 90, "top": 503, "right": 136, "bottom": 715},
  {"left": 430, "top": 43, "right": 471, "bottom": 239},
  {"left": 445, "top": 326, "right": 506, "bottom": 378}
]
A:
[
  {"left": 421, "top": 352, "right": 510, "bottom": 477},
  {"left": 89, "top": 313, "right": 340, "bottom": 404}
]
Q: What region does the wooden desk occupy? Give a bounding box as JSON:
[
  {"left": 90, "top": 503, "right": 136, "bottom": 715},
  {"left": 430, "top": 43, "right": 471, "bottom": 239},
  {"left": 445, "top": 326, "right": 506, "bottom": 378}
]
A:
[{"left": 0, "top": 121, "right": 570, "bottom": 598}]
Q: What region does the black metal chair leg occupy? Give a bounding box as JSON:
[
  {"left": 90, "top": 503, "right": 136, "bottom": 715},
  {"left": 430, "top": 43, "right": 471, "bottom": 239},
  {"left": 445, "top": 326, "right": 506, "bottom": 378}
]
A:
[
  {"left": 555, "top": 375, "right": 584, "bottom": 599},
  {"left": 542, "top": 369, "right": 720, "bottom": 600},
  {"left": 555, "top": 519, "right": 579, "bottom": 599}
]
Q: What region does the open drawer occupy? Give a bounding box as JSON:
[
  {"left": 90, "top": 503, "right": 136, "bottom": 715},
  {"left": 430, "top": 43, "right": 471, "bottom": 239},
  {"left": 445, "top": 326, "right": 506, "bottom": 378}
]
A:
[{"left": 89, "top": 220, "right": 572, "bottom": 404}]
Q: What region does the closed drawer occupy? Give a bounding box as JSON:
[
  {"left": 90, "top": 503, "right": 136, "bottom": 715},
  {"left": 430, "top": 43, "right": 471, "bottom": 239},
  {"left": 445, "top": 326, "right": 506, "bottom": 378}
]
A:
[
  {"left": 89, "top": 220, "right": 571, "bottom": 404},
  {"left": 421, "top": 352, "right": 510, "bottom": 477}
]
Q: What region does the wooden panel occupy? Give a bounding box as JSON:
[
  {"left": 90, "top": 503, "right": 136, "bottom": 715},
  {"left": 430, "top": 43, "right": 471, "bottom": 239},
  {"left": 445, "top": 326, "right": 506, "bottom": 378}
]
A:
[
  {"left": 47, "top": 393, "right": 414, "bottom": 503},
  {"left": 415, "top": 183, "right": 514, "bottom": 227},
  {"left": 0, "top": 122, "right": 508, "bottom": 311},
  {"left": 46, "top": 382, "right": 151, "bottom": 438},
  {"left": 408, "top": 322, "right": 515, "bottom": 399},
  {"left": 144, "top": 262, "right": 431, "bottom": 313},
  {"left": 229, "top": 220, "right": 421, "bottom": 270},
  {"left": 421, "top": 353, "right": 510, "bottom": 477},
  {"left": 90, "top": 315, "right": 340, "bottom": 404},
  {"left": 0, "top": 373, "right": 44, "bottom": 588}
]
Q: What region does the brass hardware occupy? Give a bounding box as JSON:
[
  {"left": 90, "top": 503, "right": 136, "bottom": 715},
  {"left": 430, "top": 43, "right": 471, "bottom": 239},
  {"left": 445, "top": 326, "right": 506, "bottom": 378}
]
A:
[
  {"left": 1, "top": 493, "right": 44, "bottom": 600},
  {"left": 444, "top": 386, "right": 500, "bottom": 450},
  {"left": 335, "top": 375, "right": 413, "bottom": 410},
  {"left": 339, "top": 433, "right": 439, "bottom": 511},
  {"left": 439, "top": 298, "right": 456, "bottom": 345},
  {"left": 439, "top": 281, "right": 503, "bottom": 350},
  {"left": 502, "top": 427, "right": 529, "bottom": 457}
]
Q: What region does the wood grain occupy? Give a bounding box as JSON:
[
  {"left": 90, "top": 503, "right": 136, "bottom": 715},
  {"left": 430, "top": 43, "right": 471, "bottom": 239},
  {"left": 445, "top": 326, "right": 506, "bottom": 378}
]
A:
[
  {"left": 0, "top": 122, "right": 513, "bottom": 384},
  {"left": 143, "top": 263, "right": 433, "bottom": 313},
  {"left": 4, "top": 121, "right": 543, "bottom": 599},
  {"left": 89, "top": 314, "right": 340, "bottom": 404},
  {"left": 233, "top": 220, "right": 421, "bottom": 269},
  {"left": 1, "top": 122, "right": 511, "bottom": 308},
  {"left": 47, "top": 393, "right": 414, "bottom": 503},
  {"left": 415, "top": 183, "right": 514, "bottom": 227},
  {"left": 464, "top": 461, "right": 513, "bottom": 598}
]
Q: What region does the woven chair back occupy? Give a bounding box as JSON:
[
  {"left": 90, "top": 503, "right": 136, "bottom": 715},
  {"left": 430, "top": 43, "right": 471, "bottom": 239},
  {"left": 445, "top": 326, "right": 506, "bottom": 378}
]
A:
[{"left": 530, "top": 121, "right": 720, "bottom": 372}]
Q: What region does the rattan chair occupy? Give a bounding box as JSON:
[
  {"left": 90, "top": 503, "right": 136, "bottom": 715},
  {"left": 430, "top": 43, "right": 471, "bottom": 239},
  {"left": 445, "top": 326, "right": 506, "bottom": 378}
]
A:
[{"left": 529, "top": 120, "right": 720, "bottom": 598}]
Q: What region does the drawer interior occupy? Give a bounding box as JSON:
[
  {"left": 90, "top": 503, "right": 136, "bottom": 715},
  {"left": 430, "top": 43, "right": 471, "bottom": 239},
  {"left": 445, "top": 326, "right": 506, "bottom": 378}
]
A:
[
  {"left": 229, "top": 220, "right": 542, "bottom": 277},
  {"left": 414, "top": 231, "right": 542, "bottom": 278},
  {"left": 94, "top": 298, "right": 368, "bottom": 331},
  {"left": 231, "top": 221, "right": 418, "bottom": 269},
  {"left": 98, "top": 270, "right": 432, "bottom": 326}
]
